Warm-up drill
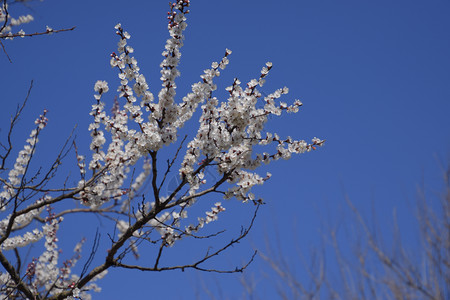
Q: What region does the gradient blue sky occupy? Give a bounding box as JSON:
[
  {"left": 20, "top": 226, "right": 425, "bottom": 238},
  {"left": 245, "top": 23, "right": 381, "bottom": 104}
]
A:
[{"left": 1, "top": 0, "right": 450, "bottom": 299}]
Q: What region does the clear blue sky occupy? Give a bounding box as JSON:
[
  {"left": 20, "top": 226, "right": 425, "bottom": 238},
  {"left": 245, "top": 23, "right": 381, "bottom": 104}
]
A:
[{"left": 1, "top": 0, "right": 450, "bottom": 299}]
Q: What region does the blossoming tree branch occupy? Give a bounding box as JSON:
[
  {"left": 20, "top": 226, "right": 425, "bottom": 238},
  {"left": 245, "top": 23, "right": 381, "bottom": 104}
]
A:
[
  {"left": 0, "top": 0, "right": 75, "bottom": 63},
  {"left": 0, "top": 0, "right": 324, "bottom": 298}
]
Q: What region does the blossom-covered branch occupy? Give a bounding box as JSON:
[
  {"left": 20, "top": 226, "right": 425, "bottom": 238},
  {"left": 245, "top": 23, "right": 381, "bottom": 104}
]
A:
[
  {"left": 0, "top": 0, "right": 323, "bottom": 298},
  {"left": 0, "top": 0, "right": 74, "bottom": 62}
]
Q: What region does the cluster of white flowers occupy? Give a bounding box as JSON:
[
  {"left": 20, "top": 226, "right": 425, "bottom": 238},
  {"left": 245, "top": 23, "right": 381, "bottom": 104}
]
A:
[
  {"left": 33, "top": 212, "right": 63, "bottom": 291},
  {"left": 205, "top": 202, "right": 225, "bottom": 224},
  {"left": 0, "top": 228, "right": 42, "bottom": 250},
  {"left": 78, "top": 1, "right": 193, "bottom": 208},
  {"left": 0, "top": 111, "right": 48, "bottom": 210},
  {"left": 0, "top": 196, "right": 46, "bottom": 235},
  {"left": 18, "top": 208, "right": 105, "bottom": 299},
  {"left": 178, "top": 61, "right": 322, "bottom": 202},
  {"left": 0, "top": 0, "right": 61, "bottom": 41},
  {"left": 76, "top": 0, "right": 323, "bottom": 250},
  {"left": 0, "top": 207, "right": 45, "bottom": 248},
  {"left": 0, "top": 273, "right": 13, "bottom": 300},
  {"left": 0, "top": 2, "right": 34, "bottom": 39}
]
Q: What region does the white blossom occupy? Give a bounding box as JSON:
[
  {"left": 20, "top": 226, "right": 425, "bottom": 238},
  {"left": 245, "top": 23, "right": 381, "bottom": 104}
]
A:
[{"left": 94, "top": 80, "right": 109, "bottom": 93}]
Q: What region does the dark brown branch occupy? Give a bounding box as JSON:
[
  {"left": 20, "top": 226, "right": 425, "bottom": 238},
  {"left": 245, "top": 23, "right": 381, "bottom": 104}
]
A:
[
  {"left": 0, "top": 39, "right": 11, "bottom": 62},
  {"left": 0, "top": 166, "right": 107, "bottom": 246},
  {"left": 165, "top": 171, "right": 231, "bottom": 209},
  {"left": 150, "top": 151, "right": 160, "bottom": 207},
  {"left": 158, "top": 134, "right": 187, "bottom": 193},
  {"left": 0, "top": 80, "right": 32, "bottom": 170},
  {"left": 112, "top": 205, "right": 260, "bottom": 274},
  {"left": 0, "top": 251, "right": 36, "bottom": 300},
  {"left": 114, "top": 250, "right": 257, "bottom": 274},
  {"left": 0, "top": 26, "right": 75, "bottom": 39},
  {"left": 153, "top": 242, "right": 165, "bottom": 269},
  {"left": 0, "top": 0, "right": 8, "bottom": 34}
]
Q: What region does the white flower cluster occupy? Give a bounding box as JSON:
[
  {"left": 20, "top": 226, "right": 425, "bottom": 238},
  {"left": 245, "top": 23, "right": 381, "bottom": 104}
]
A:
[
  {"left": 0, "top": 273, "right": 13, "bottom": 299},
  {"left": 0, "top": 197, "right": 47, "bottom": 252},
  {"left": 78, "top": 0, "right": 322, "bottom": 251},
  {"left": 79, "top": 1, "right": 193, "bottom": 207},
  {"left": 0, "top": 1, "right": 59, "bottom": 40},
  {"left": 16, "top": 208, "right": 105, "bottom": 299},
  {"left": 0, "top": 111, "right": 48, "bottom": 210},
  {"left": 0, "top": 197, "right": 46, "bottom": 236},
  {"left": 0, "top": 228, "right": 43, "bottom": 250},
  {"left": 179, "top": 61, "right": 323, "bottom": 201},
  {"left": 0, "top": 2, "right": 34, "bottom": 39}
]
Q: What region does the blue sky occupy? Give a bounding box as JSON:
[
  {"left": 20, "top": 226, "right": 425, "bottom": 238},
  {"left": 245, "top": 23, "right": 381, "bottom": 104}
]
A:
[{"left": 1, "top": 0, "right": 450, "bottom": 299}]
